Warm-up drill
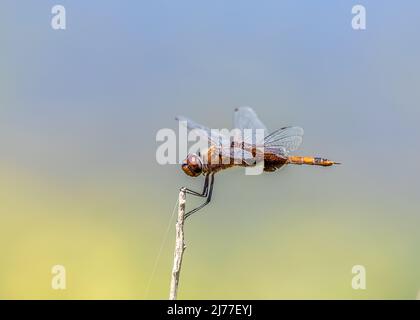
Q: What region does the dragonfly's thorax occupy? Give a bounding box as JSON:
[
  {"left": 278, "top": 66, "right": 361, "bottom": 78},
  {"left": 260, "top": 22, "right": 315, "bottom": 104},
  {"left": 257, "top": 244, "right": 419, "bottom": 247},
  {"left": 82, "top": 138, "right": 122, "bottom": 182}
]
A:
[{"left": 199, "top": 146, "right": 246, "bottom": 174}]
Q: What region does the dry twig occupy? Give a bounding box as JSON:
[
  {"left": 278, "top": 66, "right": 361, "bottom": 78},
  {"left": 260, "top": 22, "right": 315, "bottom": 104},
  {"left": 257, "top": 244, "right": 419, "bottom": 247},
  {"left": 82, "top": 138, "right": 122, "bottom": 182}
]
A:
[{"left": 169, "top": 188, "right": 186, "bottom": 300}]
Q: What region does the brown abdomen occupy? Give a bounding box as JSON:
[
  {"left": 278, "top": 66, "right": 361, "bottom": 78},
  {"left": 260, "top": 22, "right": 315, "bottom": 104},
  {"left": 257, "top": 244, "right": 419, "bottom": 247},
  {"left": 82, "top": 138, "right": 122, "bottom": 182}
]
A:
[{"left": 263, "top": 153, "right": 288, "bottom": 172}]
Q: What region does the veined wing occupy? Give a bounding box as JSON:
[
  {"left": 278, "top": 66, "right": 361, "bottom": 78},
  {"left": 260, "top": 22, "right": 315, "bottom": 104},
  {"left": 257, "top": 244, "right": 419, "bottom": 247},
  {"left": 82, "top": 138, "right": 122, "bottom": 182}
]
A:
[
  {"left": 264, "top": 126, "right": 304, "bottom": 155},
  {"left": 226, "top": 146, "right": 257, "bottom": 165},
  {"left": 176, "top": 115, "right": 226, "bottom": 146},
  {"left": 233, "top": 107, "right": 267, "bottom": 145},
  {"left": 176, "top": 115, "right": 255, "bottom": 164}
]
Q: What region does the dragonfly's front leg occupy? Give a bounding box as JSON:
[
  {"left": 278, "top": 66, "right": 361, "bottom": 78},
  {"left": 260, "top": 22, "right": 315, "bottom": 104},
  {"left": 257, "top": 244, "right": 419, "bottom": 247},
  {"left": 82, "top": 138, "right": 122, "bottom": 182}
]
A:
[
  {"left": 185, "top": 173, "right": 215, "bottom": 220},
  {"left": 183, "top": 173, "right": 209, "bottom": 198}
]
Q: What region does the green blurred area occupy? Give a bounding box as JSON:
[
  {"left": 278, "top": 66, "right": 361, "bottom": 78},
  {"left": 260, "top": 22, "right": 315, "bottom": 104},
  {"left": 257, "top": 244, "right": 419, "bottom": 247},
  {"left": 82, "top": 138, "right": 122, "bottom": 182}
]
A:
[{"left": 1, "top": 165, "right": 419, "bottom": 299}]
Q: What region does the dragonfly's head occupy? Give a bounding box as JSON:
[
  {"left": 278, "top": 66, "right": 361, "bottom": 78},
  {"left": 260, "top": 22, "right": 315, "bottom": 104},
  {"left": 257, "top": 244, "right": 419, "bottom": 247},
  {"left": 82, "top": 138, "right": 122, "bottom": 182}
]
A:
[{"left": 182, "top": 153, "right": 203, "bottom": 177}]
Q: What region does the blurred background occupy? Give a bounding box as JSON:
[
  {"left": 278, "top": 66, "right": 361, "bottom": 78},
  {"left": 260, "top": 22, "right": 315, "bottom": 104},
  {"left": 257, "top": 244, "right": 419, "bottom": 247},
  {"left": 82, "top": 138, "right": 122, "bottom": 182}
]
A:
[{"left": 1, "top": 1, "right": 419, "bottom": 299}]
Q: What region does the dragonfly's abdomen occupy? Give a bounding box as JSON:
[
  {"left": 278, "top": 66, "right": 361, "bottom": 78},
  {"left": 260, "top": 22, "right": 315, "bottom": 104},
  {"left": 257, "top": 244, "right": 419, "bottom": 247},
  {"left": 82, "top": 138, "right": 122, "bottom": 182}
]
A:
[
  {"left": 287, "top": 156, "right": 339, "bottom": 166},
  {"left": 262, "top": 153, "right": 288, "bottom": 172},
  {"left": 202, "top": 151, "right": 339, "bottom": 174},
  {"left": 204, "top": 151, "right": 288, "bottom": 173}
]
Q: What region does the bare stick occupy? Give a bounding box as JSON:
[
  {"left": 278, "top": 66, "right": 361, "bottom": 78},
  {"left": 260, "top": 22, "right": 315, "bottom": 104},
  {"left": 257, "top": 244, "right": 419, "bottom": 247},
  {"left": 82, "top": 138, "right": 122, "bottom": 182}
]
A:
[{"left": 169, "top": 187, "right": 187, "bottom": 300}]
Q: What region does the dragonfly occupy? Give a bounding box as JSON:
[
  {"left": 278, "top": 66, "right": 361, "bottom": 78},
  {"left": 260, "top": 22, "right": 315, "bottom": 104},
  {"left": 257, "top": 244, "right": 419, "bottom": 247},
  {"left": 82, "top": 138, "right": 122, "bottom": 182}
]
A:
[{"left": 176, "top": 107, "right": 340, "bottom": 219}]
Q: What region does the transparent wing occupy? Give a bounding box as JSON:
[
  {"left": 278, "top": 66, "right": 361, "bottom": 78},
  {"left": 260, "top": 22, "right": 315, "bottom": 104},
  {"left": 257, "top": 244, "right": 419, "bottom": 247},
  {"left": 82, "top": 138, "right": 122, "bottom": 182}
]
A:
[
  {"left": 264, "top": 126, "right": 304, "bottom": 154},
  {"left": 177, "top": 115, "right": 259, "bottom": 164},
  {"left": 264, "top": 146, "right": 289, "bottom": 157},
  {"left": 233, "top": 107, "right": 268, "bottom": 145},
  {"left": 176, "top": 115, "right": 229, "bottom": 147},
  {"left": 221, "top": 147, "right": 256, "bottom": 165}
]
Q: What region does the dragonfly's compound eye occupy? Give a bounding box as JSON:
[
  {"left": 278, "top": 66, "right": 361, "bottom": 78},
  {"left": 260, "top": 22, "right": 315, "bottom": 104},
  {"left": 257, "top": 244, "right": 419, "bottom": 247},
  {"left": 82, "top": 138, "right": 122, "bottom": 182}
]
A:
[{"left": 182, "top": 154, "right": 203, "bottom": 177}]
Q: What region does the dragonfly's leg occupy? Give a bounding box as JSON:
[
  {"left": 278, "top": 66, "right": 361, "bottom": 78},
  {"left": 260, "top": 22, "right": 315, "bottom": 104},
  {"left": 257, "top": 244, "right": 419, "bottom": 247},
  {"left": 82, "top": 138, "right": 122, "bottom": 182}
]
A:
[
  {"left": 185, "top": 173, "right": 215, "bottom": 220},
  {"left": 184, "top": 174, "right": 209, "bottom": 198}
]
